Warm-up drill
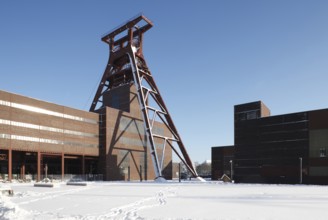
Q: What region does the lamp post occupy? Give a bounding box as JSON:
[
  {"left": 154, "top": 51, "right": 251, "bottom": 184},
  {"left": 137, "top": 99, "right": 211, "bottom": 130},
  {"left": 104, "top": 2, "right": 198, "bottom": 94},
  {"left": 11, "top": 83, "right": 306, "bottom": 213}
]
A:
[
  {"left": 299, "top": 157, "right": 302, "bottom": 184},
  {"left": 230, "top": 160, "right": 233, "bottom": 181}
]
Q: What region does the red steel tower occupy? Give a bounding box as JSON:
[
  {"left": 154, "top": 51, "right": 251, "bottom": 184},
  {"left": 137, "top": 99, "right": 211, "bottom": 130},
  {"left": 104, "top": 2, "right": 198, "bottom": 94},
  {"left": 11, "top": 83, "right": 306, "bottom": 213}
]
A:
[{"left": 90, "top": 14, "right": 199, "bottom": 179}]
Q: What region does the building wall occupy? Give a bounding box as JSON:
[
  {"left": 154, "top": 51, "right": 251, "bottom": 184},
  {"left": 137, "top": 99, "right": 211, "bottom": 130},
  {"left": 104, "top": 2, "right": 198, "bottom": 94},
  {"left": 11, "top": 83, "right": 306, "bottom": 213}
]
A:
[
  {"left": 99, "top": 84, "right": 172, "bottom": 181},
  {"left": 0, "top": 90, "right": 99, "bottom": 180},
  {"left": 211, "top": 146, "right": 234, "bottom": 180},
  {"left": 234, "top": 101, "right": 269, "bottom": 123},
  {"left": 0, "top": 90, "right": 99, "bottom": 155},
  {"left": 308, "top": 109, "right": 328, "bottom": 184},
  {"left": 234, "top": 101, "right": 309, "bottom": 183},
  {"left": 219, "top": 101, "right": 328, "bottom": 184}
]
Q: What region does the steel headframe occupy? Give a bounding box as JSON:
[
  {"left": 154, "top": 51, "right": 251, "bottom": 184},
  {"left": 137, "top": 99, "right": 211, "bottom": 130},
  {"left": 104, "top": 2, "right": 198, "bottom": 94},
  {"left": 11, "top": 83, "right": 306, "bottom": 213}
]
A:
[{"left": 90, "top": 14, "right": 198, "bottom": 179}]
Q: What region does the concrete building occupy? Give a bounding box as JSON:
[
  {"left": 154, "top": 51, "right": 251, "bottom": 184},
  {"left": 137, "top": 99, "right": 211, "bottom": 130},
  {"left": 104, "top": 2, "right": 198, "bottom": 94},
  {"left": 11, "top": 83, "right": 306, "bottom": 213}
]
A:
[{"left": 212, "top": 101, "right": 328, "bottom": 185}]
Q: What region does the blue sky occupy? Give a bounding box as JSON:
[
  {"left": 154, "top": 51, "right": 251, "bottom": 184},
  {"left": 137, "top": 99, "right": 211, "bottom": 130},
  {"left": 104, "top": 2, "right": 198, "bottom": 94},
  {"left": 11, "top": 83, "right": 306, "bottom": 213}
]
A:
[{"left": 1, "top": 1, "right": 328, "bottom": 163}]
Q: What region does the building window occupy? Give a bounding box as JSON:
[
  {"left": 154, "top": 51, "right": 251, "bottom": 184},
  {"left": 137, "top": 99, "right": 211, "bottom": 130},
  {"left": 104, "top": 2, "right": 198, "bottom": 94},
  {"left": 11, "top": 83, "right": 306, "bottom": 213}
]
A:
[
  {"left": 237, "top": 110, "right": 259, "bottom": 121},
  {"left": 247, "top": 110, "right": 258, "bottom": 120},
  {"left": 237, "top": 113, "right": 246, "bottom": 121},
  {"left": 320, "top": 148, "right": 326, "bottom": 158},
  {"left": 0, "top": 99, "right": 98, "bottom": 124}
]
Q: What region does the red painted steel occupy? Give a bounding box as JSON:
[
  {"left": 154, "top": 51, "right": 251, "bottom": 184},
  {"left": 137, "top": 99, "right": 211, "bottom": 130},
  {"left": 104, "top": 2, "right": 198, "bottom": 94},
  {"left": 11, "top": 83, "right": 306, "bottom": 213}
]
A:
[{"left": 90, "top": 15, "right": 198, "bottom": 178}]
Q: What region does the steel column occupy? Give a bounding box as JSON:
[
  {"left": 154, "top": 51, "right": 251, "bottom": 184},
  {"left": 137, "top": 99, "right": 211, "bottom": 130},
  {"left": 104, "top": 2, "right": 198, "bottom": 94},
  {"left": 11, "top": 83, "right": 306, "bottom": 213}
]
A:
[
  {"left": 62, "top": 153, "right": 65, "bottom": 181},
  {"left": 8, "top": 149, "right": 12, "bottom": 181},
  {"left": 37, "top": 151, "right": 41, "bottom": 181}
]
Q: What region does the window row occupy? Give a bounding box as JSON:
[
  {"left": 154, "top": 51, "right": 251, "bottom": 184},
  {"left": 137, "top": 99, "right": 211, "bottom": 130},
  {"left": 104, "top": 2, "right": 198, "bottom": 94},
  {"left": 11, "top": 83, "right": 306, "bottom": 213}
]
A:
[
  {"left": 0, "top": 119, "right": 98, "bottom": 138},
  {"left": 0, "top": 100, "right": 98, "bottom": 124},
  {"left": 0, "top": 133, "right": 98, "bottom": 148}
]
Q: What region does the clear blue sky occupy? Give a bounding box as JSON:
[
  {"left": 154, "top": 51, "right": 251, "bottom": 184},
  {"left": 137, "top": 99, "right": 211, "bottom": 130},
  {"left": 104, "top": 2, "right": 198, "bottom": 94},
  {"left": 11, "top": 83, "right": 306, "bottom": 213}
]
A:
[{"left": 1, "top": 1, "right": 328, "bottom": 163}]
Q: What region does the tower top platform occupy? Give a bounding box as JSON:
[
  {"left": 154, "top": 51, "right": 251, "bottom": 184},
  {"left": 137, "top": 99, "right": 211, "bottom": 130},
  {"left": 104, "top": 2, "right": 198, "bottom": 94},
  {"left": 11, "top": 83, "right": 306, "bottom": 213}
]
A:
[{"left": 101, "top": 14, "right": 153, "bottom": 46}]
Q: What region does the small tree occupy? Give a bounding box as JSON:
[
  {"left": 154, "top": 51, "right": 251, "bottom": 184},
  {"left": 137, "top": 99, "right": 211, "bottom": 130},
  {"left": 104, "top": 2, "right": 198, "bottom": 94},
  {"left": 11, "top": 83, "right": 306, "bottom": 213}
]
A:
[{"left": 196, "top": 161, "right": 211, "bottom": 177}]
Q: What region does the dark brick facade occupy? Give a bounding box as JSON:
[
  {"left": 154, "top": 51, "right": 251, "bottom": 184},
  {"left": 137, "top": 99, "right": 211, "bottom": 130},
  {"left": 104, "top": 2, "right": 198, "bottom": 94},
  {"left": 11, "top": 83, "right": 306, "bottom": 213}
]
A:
[{"left": 212, "top": 101, "right": 328, "bottom": 184}]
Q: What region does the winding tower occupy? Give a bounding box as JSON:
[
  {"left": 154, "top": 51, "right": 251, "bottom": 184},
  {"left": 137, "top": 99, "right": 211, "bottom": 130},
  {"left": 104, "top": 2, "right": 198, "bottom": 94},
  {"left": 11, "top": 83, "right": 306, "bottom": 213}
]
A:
[{"left": 90, "top": 14, "right": 198, "bottom": 179}]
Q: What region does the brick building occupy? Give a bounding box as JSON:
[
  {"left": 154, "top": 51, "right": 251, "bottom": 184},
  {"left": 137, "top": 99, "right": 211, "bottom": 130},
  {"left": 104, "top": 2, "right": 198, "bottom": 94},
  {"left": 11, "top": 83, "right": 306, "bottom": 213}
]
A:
[
  {"left": 0, "top": 85, "right": 172, "bottom": 181},
  {"left": 212, "top": 101, "right": 328, "bottom": 185}
]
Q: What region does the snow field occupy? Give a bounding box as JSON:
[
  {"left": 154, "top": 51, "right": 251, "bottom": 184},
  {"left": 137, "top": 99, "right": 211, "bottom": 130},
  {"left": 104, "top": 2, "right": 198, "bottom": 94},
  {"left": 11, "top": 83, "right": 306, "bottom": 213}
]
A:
[{"left": 0, "top": 182, "right": 328, "bottom": 220}]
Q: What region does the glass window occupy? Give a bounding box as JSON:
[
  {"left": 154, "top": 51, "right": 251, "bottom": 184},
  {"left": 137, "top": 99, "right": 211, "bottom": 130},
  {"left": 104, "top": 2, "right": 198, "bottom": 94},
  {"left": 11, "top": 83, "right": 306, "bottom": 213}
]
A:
[
  {"left": 0, "top": 99, "right": 98, "bottom": 124},
  {"left": 0, "top": 118, "right": 98, "bottom": 138},
  {"left": 237, "top": 113, "right": 246, "bottom": 121},
  {"left": 320, "top": 148, "right": 326, "bottom": 157},
  {"left": 247, "top": 111, "right": 258, "bottom": 120},
  {"left": 0, "top": 133, "right": 98, "bottom": 148}
]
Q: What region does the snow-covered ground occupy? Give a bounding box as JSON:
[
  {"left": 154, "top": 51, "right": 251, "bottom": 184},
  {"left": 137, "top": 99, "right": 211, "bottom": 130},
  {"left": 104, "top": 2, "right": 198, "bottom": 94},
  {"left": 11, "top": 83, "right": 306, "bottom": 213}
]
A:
[{"left": 1, "top": 181, "right": 328, "bottom": 220}]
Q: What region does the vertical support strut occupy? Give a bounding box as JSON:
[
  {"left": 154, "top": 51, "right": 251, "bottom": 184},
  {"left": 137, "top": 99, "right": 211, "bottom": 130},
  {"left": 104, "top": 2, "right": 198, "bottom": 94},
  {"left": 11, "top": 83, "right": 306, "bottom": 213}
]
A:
[
  {"left": 128, "top": 50, "right": 163, "bottom": 177},
  {"left": 90, "top": 14, "right": 199, "bottom": 179}
]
